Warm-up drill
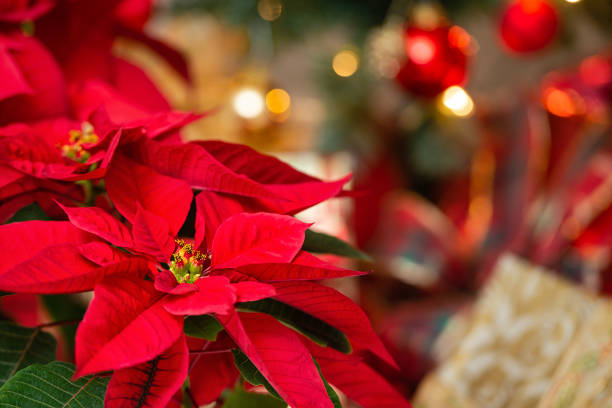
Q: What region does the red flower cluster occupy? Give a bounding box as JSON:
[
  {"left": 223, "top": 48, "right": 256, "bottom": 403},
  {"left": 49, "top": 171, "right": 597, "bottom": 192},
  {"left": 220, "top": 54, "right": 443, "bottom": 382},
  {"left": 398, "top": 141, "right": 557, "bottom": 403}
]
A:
[{"left": 0, "top": 1, "right": 411, "bottom": 407}]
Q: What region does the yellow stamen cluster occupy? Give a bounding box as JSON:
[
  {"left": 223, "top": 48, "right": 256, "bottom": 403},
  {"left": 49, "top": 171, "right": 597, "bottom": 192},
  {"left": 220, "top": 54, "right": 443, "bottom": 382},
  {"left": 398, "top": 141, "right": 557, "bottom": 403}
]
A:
[
  {"left": 61, "top": 122, "right": 99, "bottom": 163},
  {"left": 170, "top": 239, "right": 209, "bottom": 284}
]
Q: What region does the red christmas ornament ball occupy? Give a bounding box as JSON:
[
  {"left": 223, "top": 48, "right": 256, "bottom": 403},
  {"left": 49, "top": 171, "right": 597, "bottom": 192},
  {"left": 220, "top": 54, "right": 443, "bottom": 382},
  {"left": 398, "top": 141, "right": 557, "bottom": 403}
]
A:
[
  {"left": 499, "top": 0, "right": 559, "bottom": 54},
  {"left": 395, "top": 24, "right": 470, "bottom": 98}
]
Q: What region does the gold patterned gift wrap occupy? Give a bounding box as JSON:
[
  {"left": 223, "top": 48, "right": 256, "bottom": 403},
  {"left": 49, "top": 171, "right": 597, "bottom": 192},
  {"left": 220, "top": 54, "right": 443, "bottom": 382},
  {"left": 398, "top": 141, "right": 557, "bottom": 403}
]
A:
[
  {"left": 538, "top": 300, "right": 612, "bottom": 408},
  {"left": 414, "top": 254, "right": 597, "bottom": 408}
]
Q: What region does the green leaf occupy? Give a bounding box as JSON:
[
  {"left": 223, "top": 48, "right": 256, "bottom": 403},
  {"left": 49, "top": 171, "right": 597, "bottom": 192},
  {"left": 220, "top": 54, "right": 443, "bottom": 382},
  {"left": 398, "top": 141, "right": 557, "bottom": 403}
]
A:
[
  {"left": 0, "top": 361, "right": 108, "bottom": 407},
  {"left": 6, "top": 203, "right": 50, "bottom": 223},
  {"left": 184, "top": 314, "right": 223, "bottom": 340},
  {"left": 314, "top": 358, "right": 342, "bottom": 408},
  {"left": 237, "top": 298, "right": 351, "bottom": 354},
  {"left": 302, "top": 229, "right": 371, "bottom": 261},
  {"left": 231, "top": 349, "right": 281, "bottom": 400},
  {"left": 222, "top": 387, "right": 286, "bottom": 408},
  {"left": 0, "top": 322, "right": 56, "bottom": 386}
]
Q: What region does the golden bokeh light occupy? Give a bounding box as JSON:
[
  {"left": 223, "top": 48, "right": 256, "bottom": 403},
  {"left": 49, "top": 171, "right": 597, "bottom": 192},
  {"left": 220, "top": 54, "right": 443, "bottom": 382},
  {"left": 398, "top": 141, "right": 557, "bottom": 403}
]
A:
[
  {"left": 440, "top": 86, "right": 474, "bottom": 117},
  {"left": 257, "top": 0, "right": 282, "bottom": 21},
  {"left": 333, "top": 50, "right": 359, "bottom": 77},
  {"left": 266, "top": 88, "right": 291, "bottom": 114}
]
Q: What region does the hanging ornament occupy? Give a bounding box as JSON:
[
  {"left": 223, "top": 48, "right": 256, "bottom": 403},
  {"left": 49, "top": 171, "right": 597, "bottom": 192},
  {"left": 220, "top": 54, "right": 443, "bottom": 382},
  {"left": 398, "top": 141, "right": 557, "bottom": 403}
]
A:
[
  {"left": 395, "top": 5, "right": 472, "bottom": 98},
  {"left": 498, "top": 0, "right": 559, "bottom": 54}
]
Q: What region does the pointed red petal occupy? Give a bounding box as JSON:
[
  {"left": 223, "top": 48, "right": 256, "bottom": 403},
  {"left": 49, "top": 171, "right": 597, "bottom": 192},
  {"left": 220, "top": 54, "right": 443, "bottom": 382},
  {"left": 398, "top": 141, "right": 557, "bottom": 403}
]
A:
[
  {"left": 126, "top": 140, "right": 281, "bottom": 199},
  {"left": 272, "top": 282, "right": 398, "bottom": 369},
  {"left": 163, "top": 276, "right": 236, "bottom": 316},
  {"left": 264, "top": 175, "right": 351, "bottom": 215},
  {"left": 105, "top": 334, "right": 188, "bottom": 408},
  {"left": 308, "top": 344, "right": 412, "bottom": 408},
  {"left": 196, "top": 141, "right": 321, "bottom": 184},
  {"left": 59, "top": 204, "right": 133, "bottom": 247},
  {"left": 237, "top": 251, "right": 367, "bottom": 282},
  {"left": 131, "top": 206, "right": 175, "bottom": 262},
  {"left": 196, "top": 140, "right": 350, "bottom": 213},
  {"left": 0, "top": 221, "right": 95, "bottom": 274},
  {"left": 190, "top": 351, "right": 238, "bottom": 405},
  {"left": 75, "top": 275, "right": 183, "bottom": 377},
  {"left": 106, "top": 154, "right": 192, "bottom": 236},
  {"left": 219, "top": 311, "right": 333, "bottom": 408},
  {"left": 233, "top": 281, "right": 276, "bottom": 302},
  {"left": 212, "top": 213, "right": 308, "bottom": 270},
  {"left": 194, "top": 190, "right": 247, "bottom": 250}
]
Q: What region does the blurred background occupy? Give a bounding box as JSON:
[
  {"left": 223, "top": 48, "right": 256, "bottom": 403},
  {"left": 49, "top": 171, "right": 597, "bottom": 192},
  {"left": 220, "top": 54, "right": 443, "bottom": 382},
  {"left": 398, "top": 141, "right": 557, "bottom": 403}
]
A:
[{"left": 114, "top": 0, "right": 612, "bottom": 403}]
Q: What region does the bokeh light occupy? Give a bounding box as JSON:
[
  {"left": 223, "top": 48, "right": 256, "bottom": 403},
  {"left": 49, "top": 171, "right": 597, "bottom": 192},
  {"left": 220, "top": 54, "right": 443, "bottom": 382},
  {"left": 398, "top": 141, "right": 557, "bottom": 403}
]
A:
[
  {"left": 406, "top": 36, "right": 436, "bottom": 64},
  {"left": 440, "top": 86, "right": 474, "bottom": 117},
  {"left": 257, "top": 0, "right": 282, "bottom": 21},
  {"left": 333, "top": 50, "right": 359, "bottom": 77},
  {"left": 266, "top": 88, "right": 291, "bottom": 114},
  {"left": 233, "top": 88, "right": 265, "bottom": 118},
  {"left": 543, "top": 87, "right": 584, "bottom": 117}
]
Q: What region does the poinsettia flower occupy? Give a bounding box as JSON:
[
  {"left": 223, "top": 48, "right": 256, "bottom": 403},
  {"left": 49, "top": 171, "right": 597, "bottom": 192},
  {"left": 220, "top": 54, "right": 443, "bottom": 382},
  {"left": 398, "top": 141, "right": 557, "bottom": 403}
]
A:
[
  {"left": 107, "top": 138, "right": 351, "bottom": 249},
  {"left": 0, "top": 106, "right": 202, "bottom": 221}
]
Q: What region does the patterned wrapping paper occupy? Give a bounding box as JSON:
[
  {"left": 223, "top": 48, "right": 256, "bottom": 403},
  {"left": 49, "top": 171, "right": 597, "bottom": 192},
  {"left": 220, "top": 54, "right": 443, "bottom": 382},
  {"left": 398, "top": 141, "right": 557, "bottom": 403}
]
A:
[
  {"left": 538, "top": 300, "right": 612, "bottom": 408},
  {"left": 414, "top": 254, "right": 597, "bottom": 408}
]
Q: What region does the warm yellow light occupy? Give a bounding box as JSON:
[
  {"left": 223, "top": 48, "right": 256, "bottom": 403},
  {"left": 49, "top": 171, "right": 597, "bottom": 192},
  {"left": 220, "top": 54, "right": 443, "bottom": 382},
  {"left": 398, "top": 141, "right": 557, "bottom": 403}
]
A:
[
  {"left": 258, "top": 0, "right": 282, "bottom": 21},
  {"left": 233, "top": 88, "right": 264, "bottom": 119},
  {"left": 441, "top": 86, "right": 474, "bottom": 117},
  {"left": 266, "top": 88, "right": 291, "bottom": 114},
  {"left": 565, "top": 0, "right": 581, "bottom": 3},
  {"left": 332, "top": 50, "right": 359, "bottom": 77}
]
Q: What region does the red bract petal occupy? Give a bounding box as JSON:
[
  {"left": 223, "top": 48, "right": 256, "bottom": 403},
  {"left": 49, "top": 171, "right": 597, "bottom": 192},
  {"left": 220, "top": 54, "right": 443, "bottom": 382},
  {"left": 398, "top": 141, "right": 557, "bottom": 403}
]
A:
[
  {"left": 0, "top": 244, "right": 108, "bottom": 294},
  {"left": 154, "top": 269, "right": 197, "bottom": 295},
  {"left": 0, "top": 34, "right": 68, "bottom": 125},
  {"left": 194, "top": 190, "right": 248, "bottom": 250},
  {"left": 264, "top": 175, "right": 351, "bottom": 215},
  {"left": 233, "top": 281, "right": 276, "bottom": 302},
  {"left": 162, "top": 276, "right": 236, "bottom": 316},
  {"left": 75, "top": 275, "right": 183, "bottom": 377},
  {"left": 196, "top": 141, "right": 321, "bottom": 185},
  {"left": 272, "top": 282, "right": 398, "bottom": 369},
  {"left": 190, "top": 351, "right": 238, "bottom": 405},
  {"left": 105, "top": 334, "right": 188, "bottom": 408},
  {"left": 196, "top": 140, "right": 351, "bottom": 213},
  {"left": 126, "top": 140, "right": 281, "bottom": 200},
  {"left": 60, "top": 204, "right": 133, "bottom": 247},
  {"left": 308, "top": 344, "right": 412, "bottom": 408},
  {"left": 220, "top": 311, "right": 333, "bottom": 408},
  {"left": 0, "top": 0, "right": 54, "bottom": 22},
  {"left": 70, "top": 80, "right": 150, "bottom": 122},
  {"left": 131, "top": 206, "right": 175, "bottom": 262},
  {"left": 110, "top": 57, "right": 170, "bottom": 113},
  {"left": 0, "top": 41, "right": 31, "bottom": 100},
  {"left": 107, "top": 154, "right": 192, "bottom": 236},
  {"left": 236, "top": 251, "right": 367, "bottom": 282},
  {"left": 115, "top": 24, "right": 190, "bottom": 83},
  {"left": 211, "top": 213, "right": 308, "bottom": 270},
  {"left": 0, "top": 221, "right": 96, "bottom": 275}
]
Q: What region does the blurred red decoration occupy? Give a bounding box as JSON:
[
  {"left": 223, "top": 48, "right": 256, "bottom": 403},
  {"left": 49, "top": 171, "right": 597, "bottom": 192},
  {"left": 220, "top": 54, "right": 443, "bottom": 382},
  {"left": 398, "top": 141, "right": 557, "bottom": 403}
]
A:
[
  {"left": 499, "top": 0, "right": 559, "bottom": 54},
  {"left": 395, "top": 24, "right": 470, "bottom": 98}
]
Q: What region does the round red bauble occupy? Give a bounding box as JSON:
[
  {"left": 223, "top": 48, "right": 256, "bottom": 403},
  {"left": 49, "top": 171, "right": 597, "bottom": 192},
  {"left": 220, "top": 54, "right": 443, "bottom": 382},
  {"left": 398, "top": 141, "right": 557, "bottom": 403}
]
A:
[
  {"left": 499, "top": 0, "right": 559, "bottom": 54},
  {"left": 395, "top": 25, "right": 469, "bottom": 98}
]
